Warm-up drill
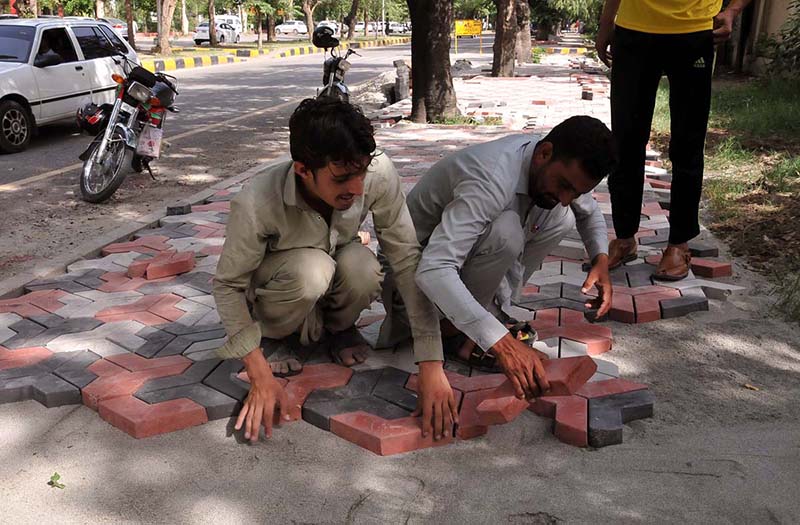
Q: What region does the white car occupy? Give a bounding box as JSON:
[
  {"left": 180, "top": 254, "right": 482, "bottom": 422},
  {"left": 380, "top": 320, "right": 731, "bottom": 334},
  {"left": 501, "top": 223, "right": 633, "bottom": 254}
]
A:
[
  {"left": 316, "top": 20, "right": 339, "bottom": 35},
  {"left": 99, "top": 17, "right": 139, "bottom": 41},
  {"left": 0, "top": 18, "right": 138, "bottom": 153},
  {"left": 194, "top": 21, "right": 239, "bottom": 45},
  {"left": 275, "top": 20, "right": 308, "bottom": 36},
  {"left": 387, "top": 22, "right": 406, "bottom": 34}
]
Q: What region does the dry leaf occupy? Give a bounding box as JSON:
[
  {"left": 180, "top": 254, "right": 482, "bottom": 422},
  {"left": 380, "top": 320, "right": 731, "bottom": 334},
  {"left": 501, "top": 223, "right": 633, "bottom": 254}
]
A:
[{"left": 743, "top": 383, "right": 760, "bottom": 391}]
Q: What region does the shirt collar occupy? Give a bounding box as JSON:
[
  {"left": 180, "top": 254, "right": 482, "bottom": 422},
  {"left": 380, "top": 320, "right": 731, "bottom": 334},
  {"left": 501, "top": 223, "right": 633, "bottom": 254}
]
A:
[
  {"left": 282, "top": 162, "right": 313, "bottom": 211},
  {"left": 516, "top": 137, "right": 539, "bottom": 196}
]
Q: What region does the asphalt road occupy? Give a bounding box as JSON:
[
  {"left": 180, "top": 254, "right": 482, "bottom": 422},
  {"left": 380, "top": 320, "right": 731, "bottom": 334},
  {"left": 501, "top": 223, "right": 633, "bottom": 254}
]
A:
[{"left": 0, "top": 35, "right": 492, "bottom": 186}]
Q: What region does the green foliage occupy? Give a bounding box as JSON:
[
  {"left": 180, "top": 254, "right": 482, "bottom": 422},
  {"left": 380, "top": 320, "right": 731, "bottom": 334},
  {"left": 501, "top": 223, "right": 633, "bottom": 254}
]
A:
[
  {"left": 765, "top": 0, "right": 800, "bottom": 76},
  {"left": 531, "top": 46, "right": 544, "bottom": 63},
  {"left": 48, "top": 472, "right": 65, "bottom": 489},
  {"left": 454, "top": 0, "right": 493, "bottom": 20},
  {"left": 530, "top": 0, "right": 602, "bottom": 37}
]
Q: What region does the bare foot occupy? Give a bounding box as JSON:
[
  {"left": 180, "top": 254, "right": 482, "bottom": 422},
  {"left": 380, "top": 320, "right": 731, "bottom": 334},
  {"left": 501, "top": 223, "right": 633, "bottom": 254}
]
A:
[
  {"left": 269, "top": 358, "right": 303, "bottom": 377},
  {"left": 333, "top": 344, "right": 370, "bottom": 367}
]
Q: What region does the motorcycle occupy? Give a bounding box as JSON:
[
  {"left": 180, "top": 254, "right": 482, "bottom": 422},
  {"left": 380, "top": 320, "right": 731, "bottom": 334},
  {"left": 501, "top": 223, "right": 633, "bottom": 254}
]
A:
[
  {"left": 312, "top": 26, "right": 359, "bottom": 102},
  {"left": 76, "top": 53, "right": 179, "bottom": 203}
]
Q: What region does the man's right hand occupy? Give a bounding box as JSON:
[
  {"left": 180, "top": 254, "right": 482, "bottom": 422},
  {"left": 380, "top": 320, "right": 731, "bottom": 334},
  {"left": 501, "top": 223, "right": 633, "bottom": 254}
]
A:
[
  {"left": 595, "top": 19, "right": 614, "bottom": 67},
  {"left": 492, "top": 333, "right": 550, "bottom": 399},
  {"left": 235, "top": 347, "right": 290, "bottom": 443}
]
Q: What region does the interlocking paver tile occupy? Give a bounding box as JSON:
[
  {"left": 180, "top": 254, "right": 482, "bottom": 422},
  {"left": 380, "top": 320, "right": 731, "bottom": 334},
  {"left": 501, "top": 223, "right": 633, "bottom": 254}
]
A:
[
  {"left": 0, "top": 345, "right": 52, "bottom": 367},
  {"left": 475, "top": 381, "right": 529, "bottom": 425},
  {"left": 47, "top": 320, "right": 148, "bottom": 357},
  {"left": 136, "top": 358, "right": 221, "bottom": 394},
  {"left": 588, "top": 389, "right": 655, "bottom": 448},
  {"left": 2, "top": 317, "right": 102, "bottom": 349},
  {"left": 0, "top": 373, "right": 82, "bottom": 407},
  {"left": 67, "top": 252, "right": 141, "bottom": 274},
  {"left": 330, "top": 411, "right": 453, "bottom": 456},
  {"left": 0, "top": 313, "right": 24, "bottom": 344},
  {"left": 0, "top": 290, "right": 69, "bottom": 317},
  {"left": 51, "top": 350, "right": 104, "bottom": 388},
  {"left": 660, "top": 295, "right": 709, "bottom": 319},
  {"left": 135, "top": 383, "right": 237, "bottom": 421},
  {"left": 529, "top": 395, "right": 588, "bottom": 447},
  {"left": 98, "top": 396, "right": 208, "bottom": 438},
  {"left": 101, "top": 235, "right": 172, "bottom": 256},
  {"left": 95, "top": 293, "right": 185, "bottom": 325}
]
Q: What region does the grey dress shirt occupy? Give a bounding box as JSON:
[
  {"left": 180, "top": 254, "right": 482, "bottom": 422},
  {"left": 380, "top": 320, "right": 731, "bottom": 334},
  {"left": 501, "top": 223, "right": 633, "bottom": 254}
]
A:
[{"left": 408, "top": 134, "right": 609, "bottom": 352}]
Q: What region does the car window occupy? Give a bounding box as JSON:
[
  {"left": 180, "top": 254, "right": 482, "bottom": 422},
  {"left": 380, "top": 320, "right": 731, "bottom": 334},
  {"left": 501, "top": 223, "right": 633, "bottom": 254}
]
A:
[
  {"left": 72, "top": 26, "right": 115, "bottom": 60},
  {"left": 36, "top": 27, "right": 78, "bottom": 63},
  {"left": 0, "top": 25, "right": 35, "bottom": 63},
  {"left": 98, "top": 25, "right": 128, "bottom": 53}
]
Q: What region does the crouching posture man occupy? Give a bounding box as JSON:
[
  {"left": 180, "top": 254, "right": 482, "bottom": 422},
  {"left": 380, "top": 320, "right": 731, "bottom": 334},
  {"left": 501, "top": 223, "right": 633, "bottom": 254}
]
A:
[
  {"left": 380, "top": 116, "right": 619, "bottom": 438},
  {"left": 213, "top": 99, "right": 442, "bottom": 442}
]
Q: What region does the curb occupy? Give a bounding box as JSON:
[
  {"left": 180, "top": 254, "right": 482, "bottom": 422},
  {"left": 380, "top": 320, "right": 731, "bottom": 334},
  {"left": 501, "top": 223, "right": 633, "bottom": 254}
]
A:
[
  {"left": 275, "top": 37, "right": 411, "bottom": 58},
  {"left": 541, "top": 46, "right": 588, "bottom": 55},
  {"left": 0, "top": 161, "right": 275, "bottom": 300},
  {"left": 140, "top": 54, "right": 245, "bottom": 72}
]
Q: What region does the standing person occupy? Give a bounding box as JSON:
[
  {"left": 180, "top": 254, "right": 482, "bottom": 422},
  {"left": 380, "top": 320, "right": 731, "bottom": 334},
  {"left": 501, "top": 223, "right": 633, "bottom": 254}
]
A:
[{"left": 595, "top": 0, "right": 751, "bottom": 280}]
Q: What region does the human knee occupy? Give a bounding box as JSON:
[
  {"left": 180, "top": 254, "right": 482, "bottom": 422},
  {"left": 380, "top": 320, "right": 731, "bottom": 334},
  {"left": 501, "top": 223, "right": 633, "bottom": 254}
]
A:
[
  {"left": 335, "top": 244, "right": 383, "bottom": 297},
  {"left": 483, "top": 211, "right": 525, "bottom": 261},
  {"left": 289, "top": 251, "right": 336, "bottom": 303}
]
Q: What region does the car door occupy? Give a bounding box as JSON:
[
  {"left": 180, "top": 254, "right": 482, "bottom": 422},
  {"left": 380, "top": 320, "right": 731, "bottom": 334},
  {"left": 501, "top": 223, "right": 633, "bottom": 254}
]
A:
[
  {"left": 29, "top": 26, "right": 93, "bottom": 122},
  {"left": 70, "top": 25, "right": 120, "bottom": 106}
]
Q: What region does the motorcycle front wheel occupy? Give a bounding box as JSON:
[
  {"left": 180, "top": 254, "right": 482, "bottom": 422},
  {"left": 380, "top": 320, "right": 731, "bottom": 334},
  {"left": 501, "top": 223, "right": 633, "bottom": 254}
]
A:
[{"left": 79, "top": 129, "right": 130, "bottom": 203}]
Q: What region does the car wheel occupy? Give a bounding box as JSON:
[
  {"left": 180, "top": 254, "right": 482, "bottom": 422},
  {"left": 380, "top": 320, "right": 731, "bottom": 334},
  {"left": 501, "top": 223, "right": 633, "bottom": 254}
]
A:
[
  {"left": 219, "top": 34, "right": 225, "bottom": 43},
  {"left": 235, "top": 34, "right": 240, "bottom": 43},
  {"left": 194, "top": 39, "right": 202, "bottom": 46},
  {"left": 0, "top": 99, "right": 33, "bottom": 154}
]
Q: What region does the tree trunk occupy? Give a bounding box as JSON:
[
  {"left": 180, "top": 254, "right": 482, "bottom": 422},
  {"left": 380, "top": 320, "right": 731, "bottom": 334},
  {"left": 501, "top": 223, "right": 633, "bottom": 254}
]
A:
[
  {"left": 181, "top": 0, "right": 189, "bottom": 35},
  {"left": 514, "top": 0, "right": 531, "bottom": 63},
  {"left": 95, "top": 0, "right": 104, "bottom": 18},
  {"left": 158, "top": 0, "right": 178, "bottom": 54},
  {"left": 208, "top": 0, "right": 217, "bottom": 46},
  {"left": 125, "top": 0, "right": 136, "bottom": 50},
  {"left": 256, "top": 9, "right": 263, "bottom": 51},
  {"left": 302, "top": 0, "right": 318, "bottom": 42},
  {"left": 267, "top": 14, "right": 276, "bottom": 42},
  {"left": 362, "top": 8, "right": 367, "bottom": 36},
  {"left": 492, "top": 0, "right": 516, "bottom": 76},
  {"left": 406, "top": 0, "right": 457, "bottom": 123},
  {"left": 343, "top": 0, "right": 359, "bottom": 39}
]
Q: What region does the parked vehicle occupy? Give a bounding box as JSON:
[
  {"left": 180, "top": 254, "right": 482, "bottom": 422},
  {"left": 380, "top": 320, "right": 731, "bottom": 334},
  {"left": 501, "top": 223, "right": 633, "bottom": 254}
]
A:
[
  {"left": 76, "top": 52, "right": 178, "bottom": 202},
  {"left": 0, "top": 18, "right": 137, "bottom": 153},
  {"left": 312, "top": 26, "right": 358, "bottom": 103},
  {"left": 214, "top": 14, "right": 242, "bottom": 34},
  {"left": 0, "top": 14, "right": 19, "bottom": 20},
  {"left": 316, "top": 20, "right": 339, "bottom": 35},
  {"left": 275, "top": 20, "right": 308, "bottom": 36},
  {"left": 194, "top": 21, "right": 239, "bottom": 45},
  {"left": 99, "top": 17, "right": 139, "bottom": 41},
  {"left": 386, "top": 22, "right": 406, "bottom": 34}
]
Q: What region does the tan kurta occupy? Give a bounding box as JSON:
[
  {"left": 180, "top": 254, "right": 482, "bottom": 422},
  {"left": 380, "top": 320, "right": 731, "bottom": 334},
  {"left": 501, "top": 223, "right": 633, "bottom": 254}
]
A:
[{"left": 213, "top": 153, "right": 443, "bottom": 362}]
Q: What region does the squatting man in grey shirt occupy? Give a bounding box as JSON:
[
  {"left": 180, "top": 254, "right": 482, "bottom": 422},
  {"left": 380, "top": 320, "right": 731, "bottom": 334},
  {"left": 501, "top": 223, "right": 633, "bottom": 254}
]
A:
[{"left": 380, "top": 116, "right": 619, "bottom": 440}]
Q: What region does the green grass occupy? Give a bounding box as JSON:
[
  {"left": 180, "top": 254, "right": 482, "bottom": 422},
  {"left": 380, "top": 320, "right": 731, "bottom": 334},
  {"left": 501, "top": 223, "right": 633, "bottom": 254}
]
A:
[{"left": 432, "top": 115, "right": 504, "bottom": 126}]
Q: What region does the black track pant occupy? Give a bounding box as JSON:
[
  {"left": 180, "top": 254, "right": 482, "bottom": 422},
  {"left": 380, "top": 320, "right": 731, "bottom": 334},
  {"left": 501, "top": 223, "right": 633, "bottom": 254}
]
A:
[{"left": 609, "top": 26, "right": 714, "bottom": 245}]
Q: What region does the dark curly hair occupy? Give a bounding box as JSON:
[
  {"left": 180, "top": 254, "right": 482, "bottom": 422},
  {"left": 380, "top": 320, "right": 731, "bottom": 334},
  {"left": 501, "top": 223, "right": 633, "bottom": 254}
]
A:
[
  {"left": 289, "top": 98, "right": 377, "bottom": 171},
  {"left": 542, "top": 116, "right": 618, "bottom": 182}
]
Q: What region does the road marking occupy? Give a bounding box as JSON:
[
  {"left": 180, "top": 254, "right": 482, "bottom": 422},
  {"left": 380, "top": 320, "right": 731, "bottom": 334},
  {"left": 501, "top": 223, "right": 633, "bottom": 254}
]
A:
[{"left": 0, "top": 98, "right": 302, "bottom": 193}]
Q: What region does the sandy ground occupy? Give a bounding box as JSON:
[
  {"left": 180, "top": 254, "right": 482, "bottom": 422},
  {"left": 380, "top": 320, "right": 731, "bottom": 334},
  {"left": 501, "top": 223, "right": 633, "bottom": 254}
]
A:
[{"left": 1, "top": 228, "right": 799, "bottom": 523}]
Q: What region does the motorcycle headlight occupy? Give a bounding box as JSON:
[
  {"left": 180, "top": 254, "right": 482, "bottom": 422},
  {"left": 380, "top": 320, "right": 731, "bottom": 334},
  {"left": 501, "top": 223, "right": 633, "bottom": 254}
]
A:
[{"left": 128, "top": 81, "right": 153, "bottom": 104}]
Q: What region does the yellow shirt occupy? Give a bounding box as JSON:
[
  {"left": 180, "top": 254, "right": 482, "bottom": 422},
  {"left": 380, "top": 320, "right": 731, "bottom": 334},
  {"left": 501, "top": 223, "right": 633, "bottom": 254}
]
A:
[{"left": 616, "top": 0, "right": 722, "bottom": 34}]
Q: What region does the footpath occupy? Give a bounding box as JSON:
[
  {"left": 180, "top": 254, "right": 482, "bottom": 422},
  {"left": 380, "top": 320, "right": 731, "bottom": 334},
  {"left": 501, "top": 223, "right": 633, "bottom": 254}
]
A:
[{"left": 1, "top": 53, "right": 799, "bottom": 522}]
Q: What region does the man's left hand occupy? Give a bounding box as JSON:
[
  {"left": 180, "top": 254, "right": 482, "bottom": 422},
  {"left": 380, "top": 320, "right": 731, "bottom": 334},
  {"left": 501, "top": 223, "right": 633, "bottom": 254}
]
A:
[
  {"left": 713, "top": 9, "right": 736, "bottom": 44},
  {"left": 412, "top": 360, "right": 459, "bottom": 440},
  {"left": 582, "top": 254, "right": 613, "bottom": 317}
]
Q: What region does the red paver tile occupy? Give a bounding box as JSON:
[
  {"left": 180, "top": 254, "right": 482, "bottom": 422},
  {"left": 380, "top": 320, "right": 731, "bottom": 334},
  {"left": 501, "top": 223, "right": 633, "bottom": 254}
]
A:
[
  {"left": 146, "top": 251, "right": 196, "bottom": 280},
  {"left": 593, "top": 192, "right": 610, "bottom": 203},
  {"left": 456, "top": 389, "right": 494, "bottom": 439},
  {"left": 82, "top": 356, "right": 191, "bottom": 410},
  {"left": 475, "top": 380, "right": 529, "bottom": 425},
  {"left": 646, "top": 178, "right": 671, "bottom": 189},
  {"left": 0, "top": 290, "right": 67, "bottom": 317},
  {"left": 0, "top": 346, "right": 52, "bottom": 369},
  {"left": 542, "top": 356, "right": 597, "bottom": 395},
  {"left": 645, "top": 160, "right": 663, "bottom": 168},
  {"left": 95, "top": 293, "right": 184, "bottom": 325},
  {"left": 405, "top": 370, "right": 506, "bottom": 394},
  {"left": 521, "top": 284, "right": 540, "bottom": 295},
  {"left": 200, "top": 245, "right": 224, "bottom": 256},
  {"left": 560, "top": 308, "right": 587, "bottom": 326},
  {"left": 330, "top": 411, "right": 453, "bottom": 456},
  {"left": 192, "top": 201, "right": 231, "bottom": 212},
  {"left": 105, "top": 353, "right": 189, "bottom": 372},
  {"left": 529, "top": 395, "right": 588, "bottom": 447},
  {"left": 633, "top": 289, "right": 681, "bottom": 323},
  {"left": 553, "top": 325, "right": 614, "bottom": 355},
  {"left": 102, "top": 235, "right": 172, "bottom": 256},
  {"left": 98, "top": 396, "right": 208, "bottom": 438},
  {"left": 575, "top": 378, "right": 648, "bottom": 399},
  {"left": 192, "top": 224, "right": 226, "bottom": 239},
  {"left": 531, "top": 308, "right": 560, "bottom": 330},
  {"left": 691, "top": 259, "right": 733, "bottom": 278},
  {"left": 609, "top": 294, "right": 635, "bottom": 323},
  {"left": 99, "top": 272, "right": 175, "bottom": 293}
]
